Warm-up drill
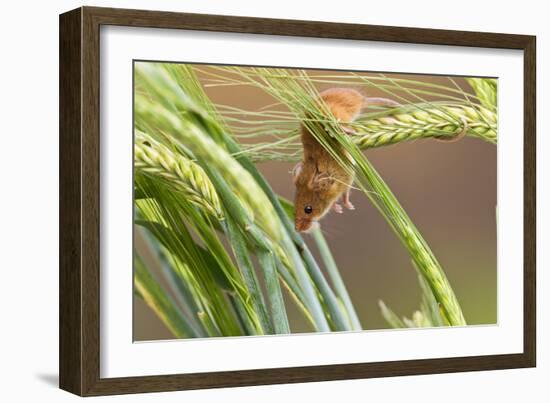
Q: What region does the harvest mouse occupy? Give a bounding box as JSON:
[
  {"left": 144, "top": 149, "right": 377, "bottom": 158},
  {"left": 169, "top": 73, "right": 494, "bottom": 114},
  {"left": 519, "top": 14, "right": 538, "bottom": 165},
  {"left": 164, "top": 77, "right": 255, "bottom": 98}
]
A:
[{"left": 293, "top": 88, "right": 399, "bottom": 233}]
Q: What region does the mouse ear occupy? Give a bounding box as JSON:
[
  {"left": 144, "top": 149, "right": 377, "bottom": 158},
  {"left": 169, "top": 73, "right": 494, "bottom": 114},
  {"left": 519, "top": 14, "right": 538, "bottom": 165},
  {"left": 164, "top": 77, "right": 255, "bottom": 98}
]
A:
[
  {"left": 311, "top": 172, "right": 335, "bottom": 191},
  {"left": 291, "top": 162, "right": 303, "bottom": 184}
]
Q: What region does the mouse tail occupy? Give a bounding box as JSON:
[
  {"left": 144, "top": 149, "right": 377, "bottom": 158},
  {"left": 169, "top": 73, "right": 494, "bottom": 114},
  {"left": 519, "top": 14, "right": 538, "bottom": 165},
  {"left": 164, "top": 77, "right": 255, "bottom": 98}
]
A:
[{"left": 435, "top": 116, "right": 469, "bottom": 143}]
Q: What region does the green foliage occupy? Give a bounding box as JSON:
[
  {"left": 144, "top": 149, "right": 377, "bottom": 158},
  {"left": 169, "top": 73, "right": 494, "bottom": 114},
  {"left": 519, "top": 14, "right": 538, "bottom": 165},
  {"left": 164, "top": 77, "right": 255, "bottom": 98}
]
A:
[
  {"left": 223, "top": 67, "right": 467, "bottom": 325},
  {"left": 466, "top": 78, "right": 498, "bottom": 110},
  {"left": 380, "top": 266, "right": 448, "bottom": 329},
  {"left": 134, "top": 255, "right": 200, "bottom": 338},
  {"left": 134, "top": 63, "right": 497, "bottom": 338}
]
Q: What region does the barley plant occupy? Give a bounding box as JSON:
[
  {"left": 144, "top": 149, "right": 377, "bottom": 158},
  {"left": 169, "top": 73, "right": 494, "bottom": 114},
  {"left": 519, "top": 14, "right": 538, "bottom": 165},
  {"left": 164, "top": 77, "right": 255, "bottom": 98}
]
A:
[{"left": 134, "top": 62, "right": 497, "bottom": 338}]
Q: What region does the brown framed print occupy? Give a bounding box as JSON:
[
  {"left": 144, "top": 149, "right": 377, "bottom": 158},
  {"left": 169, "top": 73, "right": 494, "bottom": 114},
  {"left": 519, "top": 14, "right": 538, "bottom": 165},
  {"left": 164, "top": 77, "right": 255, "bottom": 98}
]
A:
[{"left": 59, "top": 6, "right": 536, "bottom": 396}]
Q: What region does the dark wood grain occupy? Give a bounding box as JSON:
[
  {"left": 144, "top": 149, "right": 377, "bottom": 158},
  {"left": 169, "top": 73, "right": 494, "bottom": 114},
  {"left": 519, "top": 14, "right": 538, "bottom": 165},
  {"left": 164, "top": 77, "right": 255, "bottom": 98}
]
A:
[
  {"left": 85, "top": 6, "right": 532, "bottom": 49},
  {"left": 81, "top": 5, "right": 102, "bottom": 396},
  {"left": 59, "top": 7, "right": 83, "bottom": 395},
  {"left": 523, "top": 37, "right": 537, "bottom": 367},
  {"left": 59, "top": 6, "right": 537, "bottom": 396},
  {"left": 84, "top": 353, "right": 532, "bottom": 396}
]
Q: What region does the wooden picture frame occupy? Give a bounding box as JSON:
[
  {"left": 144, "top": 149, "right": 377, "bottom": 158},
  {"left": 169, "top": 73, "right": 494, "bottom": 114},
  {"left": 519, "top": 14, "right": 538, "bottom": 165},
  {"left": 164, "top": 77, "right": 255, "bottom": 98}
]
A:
[{"left": 59, "top": 6, "right": 536, "bottom": 396}]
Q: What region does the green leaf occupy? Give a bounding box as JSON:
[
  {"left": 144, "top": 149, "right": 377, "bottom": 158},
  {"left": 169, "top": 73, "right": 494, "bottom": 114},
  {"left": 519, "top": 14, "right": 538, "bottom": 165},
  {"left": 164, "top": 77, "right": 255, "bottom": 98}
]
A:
[{"left": 134, "top": 256, "right": 199, "bottom": 338}]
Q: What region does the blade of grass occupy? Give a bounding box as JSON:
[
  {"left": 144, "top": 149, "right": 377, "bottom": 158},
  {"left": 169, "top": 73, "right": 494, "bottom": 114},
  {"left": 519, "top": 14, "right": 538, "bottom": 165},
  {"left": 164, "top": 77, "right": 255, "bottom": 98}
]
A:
[
  {"left": 257, "top": 250, "right": 291, "bottom": 334},
  {"left": 134, "top": 256, "right": 200, "bottom": 338},
  {"left": 136, "top": 63, "right": 333, "bottom": 332},
  {"left": 170, "top": 66, "right": 355, "bottom": 331},
  {"left": 378, "top": 300, "right": 406, "bottom": 329},
  {"left": 224, "top": 217, "right": 274, "bottom": 334},
  {"left": 135, "top": 226, "right": 207, "bottom": 337},
  {"left": 312, "top": 228, "right": 362, "bottom": 330},
  {"left": 136, "top": 178, "right": 246, "bottom": 336}
]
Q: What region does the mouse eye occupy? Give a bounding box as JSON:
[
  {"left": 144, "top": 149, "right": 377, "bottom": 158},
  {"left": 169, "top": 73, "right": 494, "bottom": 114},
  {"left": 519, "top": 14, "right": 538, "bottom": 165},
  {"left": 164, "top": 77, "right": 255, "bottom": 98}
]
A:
[{"left": 304, "top": 205, "right": 313, "bottom": 214}]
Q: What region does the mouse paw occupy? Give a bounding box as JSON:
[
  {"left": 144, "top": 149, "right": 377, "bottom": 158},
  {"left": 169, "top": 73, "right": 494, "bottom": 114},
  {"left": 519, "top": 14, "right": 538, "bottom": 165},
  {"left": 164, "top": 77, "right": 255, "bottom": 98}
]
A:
[
  {"left": 332, "top": 203, "right": 343, "bottom": 214},
  {"left": 343, "top": 200, "right": 355, "bottom": 210},
  {"left": 342, "top": 189, "right": 354, "bottom": 210}
]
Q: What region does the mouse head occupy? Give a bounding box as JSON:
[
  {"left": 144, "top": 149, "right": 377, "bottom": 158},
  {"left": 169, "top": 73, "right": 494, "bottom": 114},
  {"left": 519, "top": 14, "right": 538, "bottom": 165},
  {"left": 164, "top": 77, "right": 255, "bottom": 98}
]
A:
[{"left": 292, "top": 162, "right": 334, "bottom": 233}]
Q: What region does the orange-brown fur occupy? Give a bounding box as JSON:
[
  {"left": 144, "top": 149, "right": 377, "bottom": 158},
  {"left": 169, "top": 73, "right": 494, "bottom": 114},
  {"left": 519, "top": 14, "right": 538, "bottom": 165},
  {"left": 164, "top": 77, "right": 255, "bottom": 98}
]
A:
[{"left": 293, "top": 88, "right": 398, "bottom": 232}]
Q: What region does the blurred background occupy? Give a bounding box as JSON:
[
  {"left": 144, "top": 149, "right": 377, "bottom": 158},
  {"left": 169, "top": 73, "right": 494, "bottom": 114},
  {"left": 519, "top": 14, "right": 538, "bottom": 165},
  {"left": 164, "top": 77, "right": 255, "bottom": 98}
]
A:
[{"left": 134, "top": 66, "right": 497, "bottom": 340}]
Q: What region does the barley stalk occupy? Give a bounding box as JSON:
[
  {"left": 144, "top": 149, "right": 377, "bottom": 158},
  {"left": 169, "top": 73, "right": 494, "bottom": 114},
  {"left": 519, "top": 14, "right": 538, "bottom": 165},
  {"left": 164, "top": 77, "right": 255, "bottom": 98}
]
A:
[
  {"left": 242, "top": 104, "right": 497, "bottom": 163},
  {"left": 134, "top": 131, "right": 224, "bottom": 220},
  {"left": 401, "top": 225, "right": 465, "bottom": 325},
  {"left": 355, "top": 105, "right": 497, "bottom": 148},
  {"left": 465, "top": 78, "right": 497, "bottom": 110},
  {"left": 232, "top": 67, "right": 468, "bottom": 326},
  {"left": 135, "top": 63, "right": 283, "bottom": 242}
]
